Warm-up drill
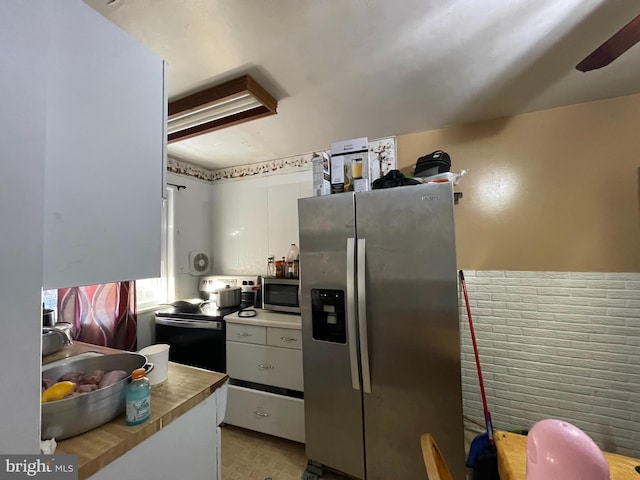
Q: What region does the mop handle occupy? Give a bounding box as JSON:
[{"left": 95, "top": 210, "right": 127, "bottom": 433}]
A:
[{"left": 459, "top": 270, "right": 494, "bottom": 442}]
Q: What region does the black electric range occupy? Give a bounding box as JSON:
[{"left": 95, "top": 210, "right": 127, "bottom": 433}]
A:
[
  {"left": 154, "top": 274, "right": 261, "bottom": 373},
  {"left": 154, "top": 303, "right": 251, "bottom": 374}
]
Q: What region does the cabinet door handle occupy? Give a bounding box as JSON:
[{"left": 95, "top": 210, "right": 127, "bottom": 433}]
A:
[
  {"left": 237, "top": 332, "right": 252, "bottom": 337},
  {"left": 258, "top": 363, "right": 274, "bottom": 369},
  {"left": 254, "top": 409, "right": 270, "bottom": 418},
  {"left": 280, "top": 336, "right": 297, "bottom": 342}
]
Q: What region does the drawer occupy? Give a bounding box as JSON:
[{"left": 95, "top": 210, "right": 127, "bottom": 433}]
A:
[
  {"left": 226, "top": 323, "right": 266, "bottom": 345},
  {"left": 225, "top": 385, "right": 305, "bottom": 443},
  {"left": 267, "top": 327, "right": 302, "bottom": 350},
  {"left": 227, "top": 342, "right": 303, "bottom": 391}
]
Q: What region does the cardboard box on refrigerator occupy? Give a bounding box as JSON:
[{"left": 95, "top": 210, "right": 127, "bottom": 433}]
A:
[
  {"left": 312, "top": 152, "right": 331, "bottom": 196},
  {"left": 330, "top": 137, "right": 369, "bottom": 193}
]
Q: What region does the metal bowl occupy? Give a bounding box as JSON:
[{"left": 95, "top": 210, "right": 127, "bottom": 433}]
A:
[
  {"left": 41, "top": 328, "right": 70, "bottom": 357},
  {"left": 41, "top": 353, "right": 152, "bottom": 440}
]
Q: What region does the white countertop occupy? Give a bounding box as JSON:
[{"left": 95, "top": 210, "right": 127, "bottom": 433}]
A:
[{"left": 224, "top": 308, "right": 302, "bottom": 329}]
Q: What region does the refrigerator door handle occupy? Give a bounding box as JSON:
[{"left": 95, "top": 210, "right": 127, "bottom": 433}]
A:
[
  {"left": 357, "top": 238, "right": 372, "bottom": 394},
  {"left": 346, "top": 237, "right": 360, "bottom": 391}
]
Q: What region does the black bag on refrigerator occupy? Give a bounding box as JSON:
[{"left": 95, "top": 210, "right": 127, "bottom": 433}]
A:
[
  {"left": 414, "top": 150, "right": 451, "bottom": 177},
  {"left": 371, "top": 170, "right": 421, "bottom": 189}
]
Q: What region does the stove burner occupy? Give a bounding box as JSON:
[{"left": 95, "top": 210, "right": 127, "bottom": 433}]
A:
[
  {"left": 156, "top": 274, "right": 261, "bottom": 322},
  {"left": 154, "top": 303, "right": 244, "bottom": 321}
]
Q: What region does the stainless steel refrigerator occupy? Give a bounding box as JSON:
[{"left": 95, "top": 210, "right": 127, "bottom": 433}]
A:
[{"left": 298, "top": 182, "right": 465, "bottom": 480}]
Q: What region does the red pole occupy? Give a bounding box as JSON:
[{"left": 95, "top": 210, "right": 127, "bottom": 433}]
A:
[{"left": 459, "top": 270, "right": 494, "bottom": 443}]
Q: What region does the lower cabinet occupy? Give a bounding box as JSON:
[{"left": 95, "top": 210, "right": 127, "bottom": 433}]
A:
[
  {"left": 227, "top": 341, "right": 303, "bottom": 391},
  {"left": 225, "top": 317, "right": 304, "bottom": 443},
  {"left": 88, "top": 393, "right": 221, "bottom": 480},
  {"left": 225, "top": 385, "right": 305, "bottom": 443}
]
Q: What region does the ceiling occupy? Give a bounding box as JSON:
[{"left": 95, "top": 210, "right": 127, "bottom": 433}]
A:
[{"left": 84, "top": 0, "right": 640, "bottom": 171}]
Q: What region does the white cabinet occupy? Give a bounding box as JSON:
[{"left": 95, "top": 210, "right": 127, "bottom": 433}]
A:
[
  {"left": 224, "top": 310, "right": 305, "bottom": 442},
  {"left": 227, "top": 341, "right": 303, "bottom": 391},
  {"left": 1, "top": 0, "right": 49, "bottom": 454},
  {"left": 88, "top": 390, "right": 224, "bottom": 480},
  {"left": 43, "top": 1, "right": 166, "bottom": 289},
  {"left": 267, "top": 327, "right": 302, "bottom": 349},
  {"left": 211, "top": 170, "right": 313, "bottom": 275},
  {"left": 226, "top": 385, "right": 305, "bottom": 443},
  {"left": 226, "top": 323, "right": 267, "bottom": 345},
  {"left": 266, "top": 174, "right": 304, "bottom": 263}
]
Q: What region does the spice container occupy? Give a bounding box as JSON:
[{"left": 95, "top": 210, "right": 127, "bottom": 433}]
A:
[{"left": 275, "top": 258, "right": 286, "bottom": 278}]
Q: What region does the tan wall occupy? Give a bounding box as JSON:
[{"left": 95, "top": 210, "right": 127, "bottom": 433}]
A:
[{"left": 397, "top": 94, "right": 640, "bottom": 272}]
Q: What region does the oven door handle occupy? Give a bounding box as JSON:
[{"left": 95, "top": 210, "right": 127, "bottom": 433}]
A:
[{"left": 154, "top": 317, "right": 222, "bottom": 330}]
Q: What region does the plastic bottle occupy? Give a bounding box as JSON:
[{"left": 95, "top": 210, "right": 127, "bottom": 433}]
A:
[
  {"left": 126, "top": 368, "right": 150, "bottom": 426},
  {"left": 293, "top": 259, "right": 300, "bottom": 279},
  {"left": 286, "top": 244, "right": 299, "bottom": 262}
]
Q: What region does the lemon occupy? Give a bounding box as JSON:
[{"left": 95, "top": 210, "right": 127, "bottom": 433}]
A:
[{"left": 41, "top": 381, "right": 76, "bottom": 403}]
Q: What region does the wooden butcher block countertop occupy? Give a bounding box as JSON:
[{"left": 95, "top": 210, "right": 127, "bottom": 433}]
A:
[
  {"left": 494, "top": 430, "right": 640, "bottom": 480},
  {"left": 43, "top": 342, "right": 228, "bottom": 479}
]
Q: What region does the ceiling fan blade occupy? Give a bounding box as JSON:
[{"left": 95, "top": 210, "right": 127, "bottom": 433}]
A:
[{"left": 576, "top": 14, "right": 640, "bottom": 71}]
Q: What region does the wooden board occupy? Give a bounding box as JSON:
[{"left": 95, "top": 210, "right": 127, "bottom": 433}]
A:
[
  {"left": 44, "top": 342, "right": 228, "bottom": 479},
  {"left": 494, "top": 430, "right": 640, "bottom": 480}
]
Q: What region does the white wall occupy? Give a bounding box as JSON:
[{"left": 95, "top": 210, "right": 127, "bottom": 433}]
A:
[
  {"left": 459, "top": 270, "right": 640, "bottom": 457},
  {"left": 0, "top": 0, "right": 48, "bottom": 453},
  {"left": 211, "top": 170, "right": 313, "bottom": 276},
  {"left": 135, "top": 172, "right": 214, "bottom": 350}
]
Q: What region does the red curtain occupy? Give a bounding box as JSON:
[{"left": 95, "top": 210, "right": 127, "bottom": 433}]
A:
[{"left": 57, "top": 281, "right": 137, "bottom": 351}]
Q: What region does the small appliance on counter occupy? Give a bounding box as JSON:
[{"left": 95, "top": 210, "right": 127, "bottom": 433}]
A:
[
  {"left": 198, "top": 274, "right": 262, "bottom": 308},
  {"left": 262, "top": 277, "right": 300, "bottom": 314},
  {"left": 154, "top": 274, "right": 261, "bottom": 373},
  {"left": 261, "top": 243, "right": 300, "bottom": 314}
]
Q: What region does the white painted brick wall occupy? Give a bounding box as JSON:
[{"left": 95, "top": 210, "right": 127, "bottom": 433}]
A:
[{"left": 459, "top": 271, "right": 640, "bottom": 457}]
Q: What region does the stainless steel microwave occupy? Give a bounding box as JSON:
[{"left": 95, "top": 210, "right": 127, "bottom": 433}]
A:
[{"left": 262, "top": 278, "right": 300, "bottom": 313}]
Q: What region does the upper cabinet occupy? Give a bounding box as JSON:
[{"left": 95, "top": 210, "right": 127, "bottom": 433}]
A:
[
  {"left": 211, "top": 171, "right": 312, "bottom": 275},
  {"left": 43, "top": 1, "right": 166, "bottom": 289}
]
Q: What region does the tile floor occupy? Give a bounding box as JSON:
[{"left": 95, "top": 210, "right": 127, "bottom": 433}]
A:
[
  {"left": 221, "top": 425, "right": 349, "bottom": 480},
  {"left": 221, "top": 425, "right": 474, "bottom": 480}
]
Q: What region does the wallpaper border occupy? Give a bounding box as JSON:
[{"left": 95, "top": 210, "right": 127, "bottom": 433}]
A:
[{"left": 167, "top": 137, "right": 397, "bottom": 183}]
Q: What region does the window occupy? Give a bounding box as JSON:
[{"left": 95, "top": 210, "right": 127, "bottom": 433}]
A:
[
  {"left": 42, "top": 289, "right": 58, "bottom": 313},
  {"left": 136, "top": 187, "right": 175, "bottom": 310}
]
